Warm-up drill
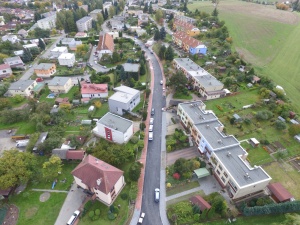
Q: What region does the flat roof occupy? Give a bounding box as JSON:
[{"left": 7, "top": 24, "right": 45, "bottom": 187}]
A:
[
  {"left": 214, "top": 145, "right": 271, "bottom": 187},
  {"left": 3, "top": 56, "right": 22, "bottom": 62},
  {"left": 77, "top": 16, "right": 92, "bottom": 23},
  {"left": 113, "top": 85, "right": 139, "bottom": 96},
  {"left": 98, "top": 112, "right": 133, "bottom": 133},
  {"left": 195, "top": 120, "right": 239, "bottom": 150},
  {"left": 9, "top": 80, "right": 35, "bottom": 91},
  {"left": 179, "top": 101, "right": 218, "bottom": 124},
  {"left": 48, "top": 76, "right": 70, "bottom": 86},
  {"left": 194, "top": 74, "right": 224, "bottom": 88},
  {"left": 174, "top": 58, "right": 201, "bottom": 71},
  {"left": 58, "top": 53, "right": 74, "bottom": 59},
  {"left": 89, "top": 9, "right": 103, "bottom": 14},
  {"left": 35, "top": 63, "right": 55, "bottom": 70},
  {"left": 51, "top": 46, "right": 67, "bottom": 52},
  {"left": 109, "top": 91, "right": 134, "bottom": 104},
  {"left": 123, "top": 63, "right": 140, "bottom": 72}
]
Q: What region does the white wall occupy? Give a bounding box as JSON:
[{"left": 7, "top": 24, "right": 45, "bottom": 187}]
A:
[
  {"left": 95, "top": 123, "right": 133, "bottom": 144},
  {"left": 58, "top": 55, "right": 75, "bottom": 66},
  {"left": 74, "top": 176, "right": 88, "bottom": 189},
  {"left": 82, "top": 92, "right": 108, "bottom": 99},
  {"left": 114, "top": 175, "right": 125, "bottom": 194},
  {"left": 94, "top": 188, "right": 112, "bottom": 205}
]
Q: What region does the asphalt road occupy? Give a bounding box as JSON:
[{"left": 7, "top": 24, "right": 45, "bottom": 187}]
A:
[{"left": 140, "top": 44, "right": 165, "bottom": 225}]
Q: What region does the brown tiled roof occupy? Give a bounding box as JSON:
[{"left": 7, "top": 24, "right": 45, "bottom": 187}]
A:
[
  {"left": 97, "top": 33, "right": 114, "bottom": 52},
  {"left": 268, "top": 182, "right": 293, "bottom": 202},
  {"left": 173, "top": 31, "right": 203, "bottom": 48},
  {"left": 71, "top": 155, "right": 123, "bottom": 194},
  {"left": 190, "top": 195, "right": 211, "bottom": 211},
  {"left": 174, "top": 20, "right": 196, "bottom": 31},
  {"left": 66, "top": 150, "right": 85, "bottom": 160}
]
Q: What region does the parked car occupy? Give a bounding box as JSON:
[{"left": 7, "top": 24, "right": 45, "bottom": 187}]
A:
[
  {"left": 160, "top": 80, "right": 163, "bottom": 85},
  {"left": 150, "top": 118, "right": 154, "bottom": 125},
  {"left": 36, "top": 77, "right": 44, "bottom": 82},
  {"left": 154, "top": 188, "right": 160, "bottom": 203},
  {"left": 138, "top": 212, "right": 145, "bottom": 224},
  {"left": 151, "top": 108, "right": 155, "bottom": 115}
]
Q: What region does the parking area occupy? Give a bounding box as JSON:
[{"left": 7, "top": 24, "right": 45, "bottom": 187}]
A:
[{"left": 0, "top": 129, "right": 19, "bottom": 155}]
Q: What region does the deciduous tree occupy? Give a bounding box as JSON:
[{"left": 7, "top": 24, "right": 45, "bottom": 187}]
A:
[{"left": 42, "top": 155, "right": 62, "bottom": 181}]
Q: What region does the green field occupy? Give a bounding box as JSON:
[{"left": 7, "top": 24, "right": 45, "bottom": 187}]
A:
[{"left": 189, "top": 0, "right": 300, "bottom": 112}]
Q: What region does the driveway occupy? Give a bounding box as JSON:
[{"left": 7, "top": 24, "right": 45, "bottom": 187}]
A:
[
  {"left": 166, "top": 147, "right": 200, "bottom": 166},
  {"left": 54, "top": 182, "right": 87, "bottom": 225},
  {"left": 0, "top": 129, "right": 19, "bottom": 155}
]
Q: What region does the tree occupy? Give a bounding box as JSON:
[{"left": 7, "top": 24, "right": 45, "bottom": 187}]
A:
[
  {"left": 34, "top": 12, "right": 42, "bottom": 22},
  {"left": 128, "top": 162, "right": 143, "bottom": 181},
  {"left": 34, "top": 27, "right": 50, "bottom": 38},
  {"left": 288, "top": 124, "right": 300, "bottom": 136},
  {"left": 212, "top": 8, "right": 219, "bottom": 17},
  {"left": 140, "top": 61, "right": 146, "bottom": 75},
  {"left": 165, "top": 45, "right": 174, "bottom": 61},
  {"left": 0, "top": 82, "right": 9, "bottom": 97},
  {"left": 42, "top": 155, "right": 62, "bottom": 181},
  {"left": 104, "top": 9, "right": 109, "bottom": 20},
  {"left": 22, "top": 48, "right": 33, "bottom": 63},
  {"left": 112, "top": 51, "right": 120, "bottom": 63},
  {"left": 0, "top": 53, "right": 9, "bottom": 64},
  {"left": 256, "top": 110, "right": 273, "bottom": 121},
  {"left": 212, "top": 196, "right": 227, "bottom": 214},
  {"left": 149, "top": 3, "right": 153, "bottom": 14},
  {"left": 174, "top": 158, "right": 190, "bottom": 175},
  {"left": 0, "top": 150, "right": 37, "bottom": 189},
  {"left": 170, "top": 71, "right": 187, "bottom": 90},
  {"left": 275, "top": 120, "right": 287, "bottom": 130},
  {"left": 38, "top": 38, "right": 46, "bottom": 50},
  {"left": 143, "top": 3, "right": 148, "bottom": 13},
  {"left": 155, "top": 9, "right": 163, "bottom": 23},
  {"left": 159, "top": 45, "right": 166, "bottom": 59},
  {"left": 0, "top": 98, "right": 11, "bottom": 110},
  {"left": 109, "top": 6, "right": 115, "bottom": 18},
  {"left": 154, "top": 29, "right": 160, "bottom": 41},
  {"left": 76, "top": 44, "right": 89, "bottom": 57},
  {"left": 159, "top": 27, "right": 166, "bottom": 40}
]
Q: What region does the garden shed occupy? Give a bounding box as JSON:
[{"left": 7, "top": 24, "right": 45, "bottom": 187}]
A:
[
  {"left": 247, "top": 83, "right": 253, "bottom": 88},
  {"left": 278, "top": 116, "right": 286, "bottom": 122},
  {"left": 233, "top": 114, "right": 242, "bottom": 122},
  {"left": 190, "top": 195, "right": 211, "bottom": 211},
  {"left": 267, "top": 182, "right": 294, "bottom": 203},
  {"left": 249, "top": 138, "right": 260, "bottom": 147},
  {"left": 194, "top": 168, "right": 210, "bottom": 179},
  {"left": 294, "top": 134, "right": 300, "bottom": 143}
]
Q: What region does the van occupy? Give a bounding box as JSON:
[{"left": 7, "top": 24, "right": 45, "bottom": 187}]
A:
[
  {"left": 149, "top": 132, "right": 153, "bottom": 141},
  {"left": 67, "top": 210, "right": 80, "bottom": 225},
  {"left": 149, "top": 124, "right": 153, "bottom": 132},
  {"left": 154, "top": 188, "right": 160, "bottom": 203}
]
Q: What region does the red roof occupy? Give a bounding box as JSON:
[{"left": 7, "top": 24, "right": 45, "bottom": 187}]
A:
[
  {"left": 66, "top": 150, "right": 85, "bottom": 160},
  {"left": 174, "top": 20, "right": 196, "bottom": 32},
  {"left": 71, "top": 155, "right": 124, "bottom": 194},
  {"left": 268, "top": 183, "right": 293, "bottom": 202},
  {"left": 97, "top": 33, "right": 114, "bottom": 52},
  {"left": 0, "top": 64, "right": 11, "bottom": 70},
  {"left": 190, "top": 195, "right": 211, "bottom": 211},
  {"left": 81, "top": 83, "right": 108, "bottom": 94},
  {"left": 173, "top": 31, "right": 203, "bottom": 48}
]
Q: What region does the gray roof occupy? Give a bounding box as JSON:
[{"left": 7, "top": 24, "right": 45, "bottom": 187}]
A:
[
  {"left": 76, "top": 16, "right": 92, "bottom": 23},
  {"left": 214, "top": 145, "right": 271, "bottom": 187},
  {"left": 89, "top": 9, "right": 103, "bottom": 14},
  {"left": 9, "top": 80, "right": 35, "bottom": 91},
  {"left": 61, "top": 38, "right": 75, "bottom": 43},
  {"left": 48, "top": 77, "right": 71, "bottom": 86},
  {"left": 3, "top": 56, "right": 22, "bottom": 62},
  {"left": 195, "top": 120, "right": 239, "bottom": 150},
  {"left": 109, "top": 91, "right": 134, "bottom": 104},
  {"left": 123, "top": 63, "right": 140, "bottom": 72},
  {"left": 35, "top": 63, "right": 54, "bottom": 70},
  {"left": 98, "top": 112, "right": 133, "bottom": 133},
  {"left": 52, "top": 148, "right": 68, "bottom": 159},
  {"left": 113, "top": 85, "right": 140, "bottom": 96},
  {"left": 194, "top": 75, "right": 223, "bottom": 88},
  {"left": 174, "top": 58, "right": 201, "bottom": 71}
]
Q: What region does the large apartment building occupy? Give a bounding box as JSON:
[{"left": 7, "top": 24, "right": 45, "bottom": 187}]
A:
[
  {"left": 177, "top": 101, "right": 272, "bottom": 200},
  {"left": 76, "top": 16, "right": 93, "bottom": 32},
  {"left": 173, "top": 58, "right": 226, "bottom": 100}
]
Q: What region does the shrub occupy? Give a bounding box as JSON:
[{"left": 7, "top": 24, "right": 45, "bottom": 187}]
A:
[
  {"left": 121, "top": 193, "right": 128, "bottom": 200},
  {"left": 110, "top": 205, "right": 115, "bottom": 213},
  {"left": 129, "top": 162, "right": 143, "bottom": 181},
  {"left": 89, "top": 211, "right": 94, "bottom": 218},
  {"left": 95, "top": 209, "right": 100, "bottom": 216},
  {"left": 173, "top": 173, "right": 180, "bottom": 180},
  {"left": 130, "top": 136, "right": 139, "bottom": 144},
  {"left": 114, "top": 207, "right": 119, "bottom": 215},
  {"left": 107, "top": 212, "right": 115, "bottom": 220},
  {"left": 139, "top": 122, "right": 146, "bottom": 131},
  {"left": 93, "top": 215, "right": 99, "bottom": 221},
  {"left": 167, "top": 183, "right": 172, "bottom": 188}
]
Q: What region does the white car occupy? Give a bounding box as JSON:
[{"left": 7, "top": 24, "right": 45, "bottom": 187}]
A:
[
  {"left": 150, "top": 118, "right": 154, "bottom": 125},
  {"left": 160, "top": 80, "right": 163, "bottom": 85}
]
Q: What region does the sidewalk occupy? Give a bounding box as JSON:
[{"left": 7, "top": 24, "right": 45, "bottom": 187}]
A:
[
  {"left": 32, "top": 189, "right": 68, "bottom": 193},
  {"left": 166, "top": 186, "right": 204, "bottom": 202}
]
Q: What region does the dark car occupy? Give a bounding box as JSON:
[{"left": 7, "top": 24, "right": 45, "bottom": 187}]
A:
[{"left": 151, "top": 108, "right": 155, "bottom": 115}]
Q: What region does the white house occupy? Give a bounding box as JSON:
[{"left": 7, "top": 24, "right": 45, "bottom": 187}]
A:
[
  {"left": 37, "top": 14, "right": 56, "bottom": 30},
  {"left": 81, "top": 82, "right": 108, "bottom": 99},
  {"left": 61, "top": 38, "right": 76, "bottom": 46},
  {"left": 89, "top": 9, "right": 103, "bottom": 20},
  {"left": 51, "top": 46, "right": 68, "bottom": 58},
  {"left": 58, "top": 53, "right": 75, "bottom": 67},
  {"left": 76, "top": 16, "right": 93, "bottom": 32},
  {"left": 48, "top": 77, "right": 73, "bottom": 93},
  {"left": 5, "top": 80, "right": 37, "bottom": 97},
  {"left": 0, "top": 64, "right": 13, "bottom": 80},
  {"left": 177, "top": 101, "right": 272, "bottom": 200},
  {"left": 93, "top": 112, "right": 134, "bottom": 144},
  {"left": 108, "top": 86, "right": 140, "bottom": 115},
  {"left": 2, "top": 34, "right": 18, "bottom": 44},
  {"left": 72, "top": 154, "right": 125, "bottom": 206}
]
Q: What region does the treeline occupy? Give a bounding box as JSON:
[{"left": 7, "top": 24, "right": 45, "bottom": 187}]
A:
[{"left": 56, "top": 8, "right": 88, "bottom": 33}]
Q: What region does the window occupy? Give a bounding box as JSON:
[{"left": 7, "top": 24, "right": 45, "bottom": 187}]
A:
[
  {"left": 219, "top": 165, "right": 223, "bottom": 171},
  {"left": 216, "top": 170, "right": 220, "bottom": 175},
  {"left": 221, "top": 176, "right": 225, "bottom": 183},
  {"left": 224, "top": 172, "right": 228, "bottom": 178}
]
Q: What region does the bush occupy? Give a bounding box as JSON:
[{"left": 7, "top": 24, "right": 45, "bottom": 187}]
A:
[
  {"left": 121, "top": 193, "right": 128, "bottom": 200},
  {"left": 95, "top": 209, "right": 100, "bottom": 216},
  {"left": 173, "top": 173, "right": 180, "bottom": 180},
  {"left": 89, "top": 211, "right": 95, "bottom": 218},
  {"left": 110, "top": 205, "right": 115, "bottom": 213},
  {"left": 114, "top": 207, "right": 119, "bottom": 215},
  {"left": 107, "top": 212, "right": 116, "bottom": 220},
  {"left": 167, "top": 183, "right": 172, "bottom": 188},
  {"left": 129, "top": 162, "right": 143, "bottom": 181},
  {"left": 93, "top": 215, "right": 99, "bottom": 221},
  {"left": 139, "top": 122, "right": 146, "bottom": 131},
  {"left": 130, "top": 136, "right": 139, "bottom": 144}
]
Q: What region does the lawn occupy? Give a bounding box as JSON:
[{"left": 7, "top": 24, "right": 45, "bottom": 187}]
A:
[
  {"left": 166, "top": 180, "right": 199, "bottom": 197},
  {"left": 132, "top": 93, "right": 145, "bottom": 113},
  {"left": 173, "top": 92, "right": 192, "bottom": 100},
  {"left": 263, "top": 161, "right": 300, "bottom": 199},
  {"left": 166, "top": 190, "right": 205, "bottom": 206},
  {"left": 11, "top": 191, "right": 67, "bottom": 225},
  {"left": 93, "top": 102, "right": 109, "bottom": 118},
  {"left": 189, "top": 0, "right": 300, "bottom": 112},
  {"left": 0, "top": 121, "right": 36, "bottom": 134}
]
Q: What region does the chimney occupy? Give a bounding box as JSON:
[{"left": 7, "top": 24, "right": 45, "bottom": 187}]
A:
[{"left": 96, "top": 178, "right": 102, "bottom": 186}]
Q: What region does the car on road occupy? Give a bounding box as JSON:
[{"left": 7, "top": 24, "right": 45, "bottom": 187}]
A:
[
  {"left": 28, "top": 64, "right": 32, "bottom": 68},
  {"left": 151, "top": 108, "right": 155, "bottom": 115},
  {"left": 154, "top": 188, "right": 160, "bottom": 203},
  {"left": 148, "top": 132, "right": 153, "bottom": 141},
  {"left": 160, "top": 80, "right": 163, "bottom": 85},
  {"left": 138, "top": 212, "right": 145, "bottom": 224},
  {"left": 149, "top": 124, "right": 153, "bottom": 132},
  {"left": 150, "top": 118, "right": 154, "bottom": 125},
  {"left": 67, "top": 210, "right": 80, "bottom": 225}
]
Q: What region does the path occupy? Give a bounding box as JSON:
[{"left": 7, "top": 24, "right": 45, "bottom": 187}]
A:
[
  {"left": 31, "top": 189, "right": 69, "bottom": 193},
  {"left": 166, "top": 186, "right": 204, "bottom": 201},
  {"left": 166, "top": 147, "right": 200, "bottom": 166}
]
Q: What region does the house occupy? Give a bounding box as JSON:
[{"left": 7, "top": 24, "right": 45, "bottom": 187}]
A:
[
  {"left": 267, "top": 182, "right": 294, "bottom": 203},
  {"left": 61, "top": 38, "right": 76, "bottom": 46},
  {"left": 173, "top": 20, "right": 200, "bottom": 36},
  {"left": 81, "top": 83, "right": 108, "bottom": 99},
  {"left": 190, "top": 195, "right": 211, "bottom": 212},
  {"left": 37, "top": 14, "right": 56, "bottom": 30},
  {"left": 93, "top": 112, "right": 134, "bottom": 144},
  {"left": 173, "top": 58, "right": 225, "bottom": 100},
  {"left": 48, "top": 77, "right": 73, "bottom": 93},
  {"left": 0, "top": 64, "right": 13, "bottom": 80},
  {"left": 58, "top": 53, "right": 75, "bottom": 67},
  {"left": 138, "top": 14, "right": 148, "bottom": 26},
  {"left": 5, "top": 79, "right": 37, "bottom": 97},
  {"left": 72, "top": 154, "right": 125, "bottom": 206},
  {"left": 107, "top": 31, "right": 119, "bottom": 39},
  {"left": 89, "top": 9, "right": 103, "bottom": 20},
  {"left": 52, "top": 149, "right": 86, "bottom": 160},
  {"left": 76, "top": 16, "right": 93, "bottom": 32},
  {"left": 123, "top": 63, "right": 140, "bottom": 80},
  {"left": 252, "top": 75, "right": 261, "bottom": 84},
  {"left": 23, "top": 43, "right": 38, "bottom": 49},
  {"left": 75, "top": 32, "right": 88, "bottom": 38},
  {"left": 174, "top": 14, "right": 196, "bottom": 24},
  {"left": 2, "top": 34, "right": 18, "bottom": 43},
  {"left": 103, "top": 2, "right": 113, "bottom": 11},
  {"left": 50, "top": 46, "right": 68, "bottom": 58},
  {"left": 3, "top": 56, "right": 25, "bottom": 69},
  {"left": 34, "top": 63, "right": 56, "bottom": 78},
  {"left": 96, "top": 32, "right": 114, "bottom": 57},
  {"left": 17, "top": 29, "right": 28, "bottom": 38},
  {"left": 109, "top": 86, "right": 140, "bottom": 115},
  {"left": 177, "top": 101, "right": 272, "bottom": 200},
  {"left": 110, "top": 20, "right": 125, "bottom": 31},
  {"left": 172, "top": 31, "right": 207, "bottom": 55}
]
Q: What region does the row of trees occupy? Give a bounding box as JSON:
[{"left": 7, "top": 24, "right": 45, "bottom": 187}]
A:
[{"left": 56, "top": 8, "right": 88, "bottom": 33}]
